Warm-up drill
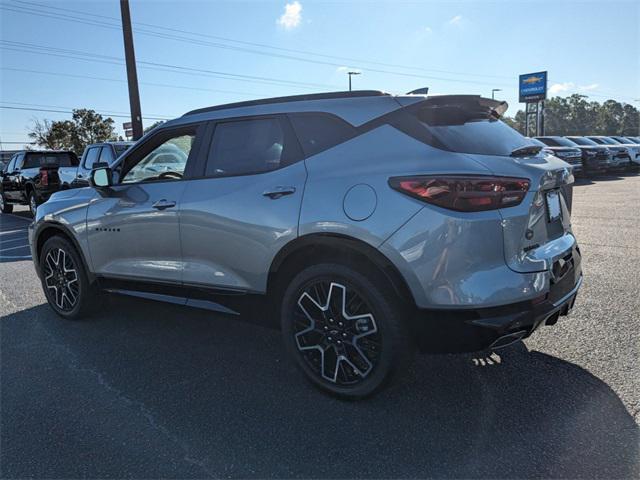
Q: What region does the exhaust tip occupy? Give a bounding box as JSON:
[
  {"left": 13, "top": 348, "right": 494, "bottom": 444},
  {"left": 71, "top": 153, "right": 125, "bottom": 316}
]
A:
[{"left": 490, "top": 330, "right": 528, "bottom": 350}]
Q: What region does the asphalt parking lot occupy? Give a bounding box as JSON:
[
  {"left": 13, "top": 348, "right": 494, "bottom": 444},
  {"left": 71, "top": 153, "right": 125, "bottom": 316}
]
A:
[{"left": 1, "top": 174, "right": 639, "bottom": 479}]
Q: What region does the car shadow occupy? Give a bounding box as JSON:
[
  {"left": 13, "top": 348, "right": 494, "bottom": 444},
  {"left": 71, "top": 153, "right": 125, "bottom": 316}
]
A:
[{"left": 2, "top": 297, "right": 638, "bottom": 479}]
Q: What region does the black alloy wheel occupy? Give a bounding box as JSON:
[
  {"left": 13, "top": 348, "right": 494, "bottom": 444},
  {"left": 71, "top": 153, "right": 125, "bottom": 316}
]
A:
[
  {"left": 39, "top": 236, "right": 98, "bottom": 319},
  {"left": 281, "top": 263, "right": 413, "bottom": 398}
]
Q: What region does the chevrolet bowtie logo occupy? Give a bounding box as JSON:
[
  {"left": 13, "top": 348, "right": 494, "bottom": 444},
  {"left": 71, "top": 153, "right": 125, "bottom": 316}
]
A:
[{"left": 522, "top": 76, "right": 543, "bottom": 84}]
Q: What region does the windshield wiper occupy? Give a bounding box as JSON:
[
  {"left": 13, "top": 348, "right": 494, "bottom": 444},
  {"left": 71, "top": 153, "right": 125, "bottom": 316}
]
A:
[{"left": 510, "top": 145, "right": 542, "bottom": 157}]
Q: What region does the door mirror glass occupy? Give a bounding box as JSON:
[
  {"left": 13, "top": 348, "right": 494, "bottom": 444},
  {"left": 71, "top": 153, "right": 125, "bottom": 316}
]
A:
[{"left": 91, "top": 166, "right": 112, "bottom": 187}]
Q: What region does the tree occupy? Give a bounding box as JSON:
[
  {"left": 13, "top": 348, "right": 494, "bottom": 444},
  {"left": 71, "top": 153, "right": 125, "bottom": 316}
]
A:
[
  {"left": 28, "top": 119, "right": 75, "bottom": 150},
  {"left": 28, "top": 109, "right": 117, "bottom": 154},
  {"left": 506, "top": 96, "right": 639, "bottom": 137},
  {"left": 144, "top": 120, "right": 165, "bottom": 134}
]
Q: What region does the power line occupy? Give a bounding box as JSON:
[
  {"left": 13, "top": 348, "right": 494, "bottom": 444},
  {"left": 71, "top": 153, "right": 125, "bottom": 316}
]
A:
[
  {"left": 0, "top": 67, "right": 267, "bottom": 97},
  {"left": 0, "top": 3, "right": 518, "bottom": 88},
  {"left": 4, "top": 0, "right": 635, "bottom": 101},
  {"left": 7, "top": 0, "right": 515, "bottom": 81},
  {"left": 0, "top": 104, "right": 169, "bottom": 120},
  {"left": 0, "top": 41, "right": 337, "bottom": 89},
  {"left": 1, "top": 101, "right": 172, "bottom": 119}
]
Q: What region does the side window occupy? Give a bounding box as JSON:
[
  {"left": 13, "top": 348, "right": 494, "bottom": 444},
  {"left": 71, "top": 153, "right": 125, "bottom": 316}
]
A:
[
  {"left": 83, "top": 147, "right": 101, "bottom": 170},
  {"left": 205, "top": 118, "right": 286, "bottom": 177},
  {"left": 289, "top": 113, "right": 357, "bottom": 157},
  {"left": 14, "top": 154, "right": 25, "bottom": 169},
  {"left": 6, "top": 157, "right": 17, "bottom": 172},
  {"left": 99, "top": 146, "right": 115, "bottom": 165},
  {"left": 121, "top": 128, "right": 197, "bottom": 184}
]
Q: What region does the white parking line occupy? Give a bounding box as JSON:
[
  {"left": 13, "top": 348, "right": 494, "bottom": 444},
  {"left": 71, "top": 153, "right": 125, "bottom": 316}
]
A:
[
  {"left": 0, "top": 255, "right": 32, "bottom": 260},
  {"left": 0, "top": 244, "right": 30, "bottom": 252},
  {"left": 0, "top": 230, "right": 28, "bottom": 237},
  {"left": 0, "top": 237, "right": 28, "bottom": 245}
]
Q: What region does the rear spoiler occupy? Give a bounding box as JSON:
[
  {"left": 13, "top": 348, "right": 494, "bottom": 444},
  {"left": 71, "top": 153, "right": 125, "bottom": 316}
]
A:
[{"left": 418, "top": 95, "right": 508, "bottom": 119}]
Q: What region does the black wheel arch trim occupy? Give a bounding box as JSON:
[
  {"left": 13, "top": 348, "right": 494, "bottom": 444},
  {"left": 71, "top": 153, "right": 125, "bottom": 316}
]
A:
[
  {"left": 33, "top": 221, "right": 95, "bottom": 283},
  {"left": 268, "top": 233, "right": 416, "bottom": 308}
]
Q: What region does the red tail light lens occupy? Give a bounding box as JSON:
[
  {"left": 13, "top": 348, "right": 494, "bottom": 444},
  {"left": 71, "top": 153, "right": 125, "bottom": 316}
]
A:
[
  {"left": 39, "top": 168, "right": 49, "bottom": 186},
  {"left": 389, "top": 175, "right": 530, "bottom": 212}
]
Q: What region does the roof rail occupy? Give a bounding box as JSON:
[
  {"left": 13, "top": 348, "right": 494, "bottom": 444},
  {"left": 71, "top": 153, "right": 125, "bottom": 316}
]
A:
[{"left": 183, "top": 90, "right": 388, "bottom": 116}]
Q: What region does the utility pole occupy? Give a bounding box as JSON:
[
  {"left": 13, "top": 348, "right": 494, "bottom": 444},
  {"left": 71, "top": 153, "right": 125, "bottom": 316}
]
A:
[
  {"left": 120, "top": 0, "right": 143, "bottom": 140},
  {"left": 347, "top": 71, "right": 360, "bottom": 91},
  {"left": 491, "top": 88, "right": 501, "bottom": 100}
]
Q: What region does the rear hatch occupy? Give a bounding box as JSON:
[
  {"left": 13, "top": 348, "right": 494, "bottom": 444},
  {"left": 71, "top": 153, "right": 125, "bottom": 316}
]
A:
[{"left": 395, "top": 95, "right": 575, "bottom": 273}]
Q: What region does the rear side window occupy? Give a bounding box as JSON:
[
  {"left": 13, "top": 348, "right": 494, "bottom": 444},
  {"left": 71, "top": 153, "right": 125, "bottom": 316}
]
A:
[
  {"left": 289, "top": 113, "right": 357, "bottom": 157},
  {"left": 23, "top": 152, "right": 77, "bottom": 168},
  {"left": 416, "top": 106, "right": 534, "bottom": 156},
  {"left": 206, "top": 118, "right": 294, "bottom": 177},
  {"left": 114, "top": 144, "right": 131, "bottom": 157},
  {"left": 83, "top": 147, "right": 101, "bottom": 169}
]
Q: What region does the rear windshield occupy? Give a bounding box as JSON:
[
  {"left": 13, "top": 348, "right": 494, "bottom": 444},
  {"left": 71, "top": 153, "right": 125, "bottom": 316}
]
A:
[
  {"left": 416, "top": 106, "right": 535, "bottom": 156},
  {"left": 548, "top": 137, "right": 578, "bottom": 147},
  {"left": 23, "top": 152, "right": 78, "bottom": 169},
  {"left": 568, "top": 137, "right": 598, "bottom": 146},
  {"left": 590, "top": 137, "right": 617, "bottom": 145}
]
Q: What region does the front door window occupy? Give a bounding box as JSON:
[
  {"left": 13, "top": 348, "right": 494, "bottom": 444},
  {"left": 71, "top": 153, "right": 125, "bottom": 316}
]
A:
[{"left": 122, "top": 133, "right": 195, "bottom": 184}]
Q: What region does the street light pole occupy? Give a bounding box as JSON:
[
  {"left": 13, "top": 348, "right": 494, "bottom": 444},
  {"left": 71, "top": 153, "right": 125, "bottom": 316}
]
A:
[
  {"left": 491, "top": 88, "right": 502, "bottom": 100},
  {"left": 347, "top": 71, "right": 361, "bottom": 91},
  {"left": 120, "top": 0, "right": 143, "bottom": 140}
]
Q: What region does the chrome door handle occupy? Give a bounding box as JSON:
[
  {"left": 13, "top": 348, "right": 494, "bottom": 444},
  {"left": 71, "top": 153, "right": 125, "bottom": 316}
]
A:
[
  {"left": 152, "top": 199, "right": 176, "bottom": 210},
  {"left": 263, "top": 186, "right": 296, "bottom": 199}
]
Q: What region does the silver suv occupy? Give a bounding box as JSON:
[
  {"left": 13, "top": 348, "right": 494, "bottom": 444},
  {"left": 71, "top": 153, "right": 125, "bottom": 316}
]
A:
[{"left": 28, "top": 91, "right": 583, "bottom": 398}]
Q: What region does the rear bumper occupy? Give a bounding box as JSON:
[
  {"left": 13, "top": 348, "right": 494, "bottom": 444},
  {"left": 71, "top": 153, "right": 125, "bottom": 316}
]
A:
[{"left": 413, "top": 250, "right": 583, "bottom": 353}]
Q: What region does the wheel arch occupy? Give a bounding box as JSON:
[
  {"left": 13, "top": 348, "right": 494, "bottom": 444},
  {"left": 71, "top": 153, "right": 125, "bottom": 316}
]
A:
[
  {"left": 267, "top": 233, "right": 416, "bottom": 308},
  {"left": 34, "top": 222, "right": 95, "bottom": 283}
]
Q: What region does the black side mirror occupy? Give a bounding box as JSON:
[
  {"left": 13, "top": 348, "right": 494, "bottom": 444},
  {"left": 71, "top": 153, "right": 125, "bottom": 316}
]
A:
[{"left": 90, "top": 162, "right": 113, "bottom": 188}]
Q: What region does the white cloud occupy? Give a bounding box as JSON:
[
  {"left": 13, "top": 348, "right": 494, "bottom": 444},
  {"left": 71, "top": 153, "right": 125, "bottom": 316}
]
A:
[
  {"left": 277, "top": 1, "right": 302, "bottom": 30},
  {"left": 423, "top": 26, "right": 433, "bottom": 34},
  {"left": 447, "top": 15, "right": 463, "bottom": 26},
  {"left": 549, "top": 82, "right": 575, "bottom": 94},
  {"left": 579, "top": 83, "right": 599, "bottom": 92}
]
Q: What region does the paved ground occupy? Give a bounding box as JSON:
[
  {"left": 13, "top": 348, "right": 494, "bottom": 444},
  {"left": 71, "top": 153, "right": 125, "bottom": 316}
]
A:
[{"left": 1, "top": 174, "right": 639, "bottom": 479}]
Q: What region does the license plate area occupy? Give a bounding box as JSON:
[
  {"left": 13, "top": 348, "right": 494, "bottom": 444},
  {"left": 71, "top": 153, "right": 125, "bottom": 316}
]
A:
[{"left": 546, "top": 190, "right": 562, "bottom": 222}]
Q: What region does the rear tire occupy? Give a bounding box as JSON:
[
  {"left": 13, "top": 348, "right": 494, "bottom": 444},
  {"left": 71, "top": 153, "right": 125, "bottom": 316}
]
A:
[
  {"left": 280, "top": 263, "right": 414, "bottom": 399},
  {"left": 0, "top": 193, "right": 12, "bottom": 214},
  {"left": 28, "top": 191, "right": 38, "bottom": 217},
  {"left": 39, "top": 235, "right": 98, "bottom": 320}
]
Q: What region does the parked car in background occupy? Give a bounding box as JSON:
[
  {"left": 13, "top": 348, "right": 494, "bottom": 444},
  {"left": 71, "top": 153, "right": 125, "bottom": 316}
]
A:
[
  {"left": 0, "top": 150, "right": 78, "bottom": 215},
  {"left": 531, "top": 137, "right": 584, "bottom": 175},
  {"left": 566, "top": 136, "right": 626, "bottom": 171},
  {"left": 535, "top": 136, "right": 608, "bottom": 176},
  {"left": 584, "top": 136, "right": 634, "bottom": 169},
  {"left": 607, "top": 136, "right": 640, "bottom": 166},
  {"left": 29, "top": 91, "right": 582, "bottom": 398},
  {"left": 57, "top": 142, "right": 133, "bottom": 189}
]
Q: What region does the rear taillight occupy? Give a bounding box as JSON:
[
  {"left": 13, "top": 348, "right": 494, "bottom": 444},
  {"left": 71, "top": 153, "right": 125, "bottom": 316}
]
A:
[
  {"left": 39, "top": 168, "right": 49, "bottom": 186},
  {"left": 389, "top": 175, "right": 530, "bottom": 212}
]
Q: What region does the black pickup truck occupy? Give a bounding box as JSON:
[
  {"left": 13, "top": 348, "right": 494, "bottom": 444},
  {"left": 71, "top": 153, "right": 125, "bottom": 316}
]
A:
[
  {"left": 0, "top": 150, "right": 78, "bottom": 216},
  {"left": 0, "top": 142, "right": 132, "bottom": 216}
]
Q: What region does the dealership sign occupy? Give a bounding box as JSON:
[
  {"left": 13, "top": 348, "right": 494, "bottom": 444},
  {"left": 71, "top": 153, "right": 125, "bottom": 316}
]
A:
[{"left": 519, "top": 71, "right": 547, "bottom": 102}]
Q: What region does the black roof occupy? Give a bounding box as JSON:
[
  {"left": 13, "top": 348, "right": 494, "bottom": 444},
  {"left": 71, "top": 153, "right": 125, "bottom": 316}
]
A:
[{"left": 183, "top": 90, "right": 388, "bottom": 116}]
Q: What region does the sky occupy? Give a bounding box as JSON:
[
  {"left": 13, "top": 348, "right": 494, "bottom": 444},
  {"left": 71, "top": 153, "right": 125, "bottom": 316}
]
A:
[{"left": 1, "top": 0, "right": 639, "bottom": 147}]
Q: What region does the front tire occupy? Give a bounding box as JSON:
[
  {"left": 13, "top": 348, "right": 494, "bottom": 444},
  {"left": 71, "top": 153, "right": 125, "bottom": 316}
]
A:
[
  {"left": 0, "top": 193, "right": 13, "bottom": 214},
  {"left": 39, "top": 236, "right": 98, "bottom": 320},
  {"left": 281, "top": 263, "right": 413, "bottom": 399}
]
